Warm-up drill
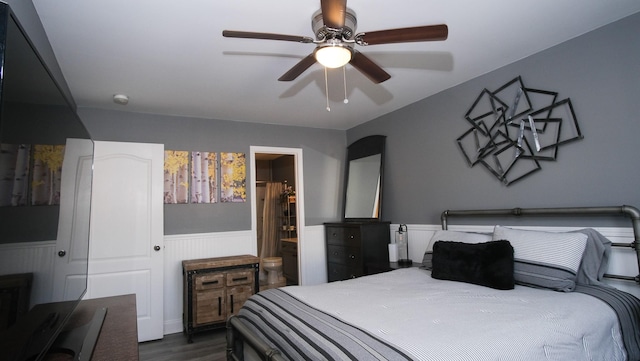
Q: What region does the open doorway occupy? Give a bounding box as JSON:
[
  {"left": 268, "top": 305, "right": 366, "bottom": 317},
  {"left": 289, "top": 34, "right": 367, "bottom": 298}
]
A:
[{"left": 250, "top": 147, "right": 304, "bottom": 291}]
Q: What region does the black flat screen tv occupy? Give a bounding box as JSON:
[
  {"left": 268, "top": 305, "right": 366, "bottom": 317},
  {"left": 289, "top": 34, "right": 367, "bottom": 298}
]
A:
[{"left": 0, "top": 3, "right": 96, "bottom": 360}]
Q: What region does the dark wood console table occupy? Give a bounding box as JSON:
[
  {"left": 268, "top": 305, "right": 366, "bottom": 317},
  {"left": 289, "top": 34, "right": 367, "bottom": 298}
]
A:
[{"left": 50, "top": 294, "right": 139, "bottom": 360}]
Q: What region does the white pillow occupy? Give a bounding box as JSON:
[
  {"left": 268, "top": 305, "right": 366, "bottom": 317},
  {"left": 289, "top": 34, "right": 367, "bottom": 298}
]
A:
[
  {"left": 422, "top": 230, "right": 492, "bottom": 269},
  {"left": 492, "top": 225, "right": 588, "bottom": 291}
]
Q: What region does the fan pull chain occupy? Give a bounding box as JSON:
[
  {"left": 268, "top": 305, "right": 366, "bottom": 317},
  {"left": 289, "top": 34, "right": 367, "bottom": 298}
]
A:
[
  {"left": 343, "top": 66, "right": 349, "bottom": 104},
  {"left": 324, "top": 67, "right": 330, "bottom": 111}
]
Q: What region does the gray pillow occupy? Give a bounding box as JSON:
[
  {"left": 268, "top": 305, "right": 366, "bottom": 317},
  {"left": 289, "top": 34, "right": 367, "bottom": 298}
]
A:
[{"left": 492, "top": 226, "right": 588, "bottom": 292}]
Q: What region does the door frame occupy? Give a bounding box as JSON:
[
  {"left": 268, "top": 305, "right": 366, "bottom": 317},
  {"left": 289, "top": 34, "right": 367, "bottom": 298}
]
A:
[{"left": 249, "top": 146, "right": 305, "bottom": 285}]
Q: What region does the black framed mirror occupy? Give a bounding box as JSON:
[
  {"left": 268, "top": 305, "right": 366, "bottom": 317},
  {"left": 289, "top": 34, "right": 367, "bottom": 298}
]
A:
[{"left": 343, "top": 135, "right": 385, "bottom": 221}]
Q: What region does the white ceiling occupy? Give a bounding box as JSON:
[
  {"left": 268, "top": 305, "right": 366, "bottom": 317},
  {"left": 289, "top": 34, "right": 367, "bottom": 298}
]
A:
[{"left": 32, "top": 0, "right": 640, "bottom": 130}]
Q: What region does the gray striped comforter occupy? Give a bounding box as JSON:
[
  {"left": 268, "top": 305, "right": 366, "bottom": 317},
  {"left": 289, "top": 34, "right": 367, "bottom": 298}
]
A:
[
  {"left": 237, "top": 289, "right": 413, "bottom": 361},
  {"left": 236, "top": 268, "right": 635, "bottom": 360},
  {"left": 575, "top": 284, "right": 640, "bottom": 361}
]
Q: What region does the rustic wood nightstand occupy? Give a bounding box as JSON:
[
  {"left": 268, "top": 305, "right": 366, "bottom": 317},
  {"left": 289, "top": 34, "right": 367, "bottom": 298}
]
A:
[{"left": 182, "top": 255, "right": 259, "bottom": 343}]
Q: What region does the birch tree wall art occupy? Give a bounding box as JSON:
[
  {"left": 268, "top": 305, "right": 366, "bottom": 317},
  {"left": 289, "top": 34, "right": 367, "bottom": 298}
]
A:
[
  {"left": 164, "top": 150, "right": 189, "bottom": 204},
  {"left": 221, "top": 152, "right": 246, "bottom": 203},
  {"left": 190, "top": 151, "right": 217, "bottom": 203},
  {"left": 31, "top": 144, "right": 64, "bottom": 205},
  {"left": 0, "top": 144, "right": 31, "bottom": 206}
]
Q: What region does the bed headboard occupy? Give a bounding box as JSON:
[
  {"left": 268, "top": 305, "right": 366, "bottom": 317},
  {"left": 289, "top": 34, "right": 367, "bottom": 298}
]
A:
[{"left": 440, "top": 205, "right": 640, "bottom": 285}]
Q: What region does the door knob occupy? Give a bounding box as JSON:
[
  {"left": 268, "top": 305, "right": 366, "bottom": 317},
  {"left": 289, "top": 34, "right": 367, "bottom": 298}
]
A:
[
  {"left": 58, "top": 250, "right": 66, "bottom": 257},
  {"left": 154, "top": 245, "right": 161, "bottom": 251}
]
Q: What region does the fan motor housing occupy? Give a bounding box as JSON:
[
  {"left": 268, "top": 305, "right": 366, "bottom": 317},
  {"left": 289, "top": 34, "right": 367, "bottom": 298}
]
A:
[{"left": 312, "top": 8, "right": 357, "bottom": 40}]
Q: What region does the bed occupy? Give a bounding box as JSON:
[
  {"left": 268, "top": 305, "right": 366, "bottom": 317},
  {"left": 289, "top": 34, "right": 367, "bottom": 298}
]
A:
[{"left": 226, "top": 206, "right": 640, "bottom": 361}]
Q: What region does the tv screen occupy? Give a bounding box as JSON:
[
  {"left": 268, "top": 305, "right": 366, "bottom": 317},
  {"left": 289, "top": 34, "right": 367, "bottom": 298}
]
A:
[{"left": 0, "top": 3, "right": 94, "bottom": 360}]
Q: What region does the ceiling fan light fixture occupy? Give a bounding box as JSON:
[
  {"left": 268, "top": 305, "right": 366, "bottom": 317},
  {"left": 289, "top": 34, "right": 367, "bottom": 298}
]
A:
[{"left": 314, "top": 44, "right": 352, "bottom": 68}]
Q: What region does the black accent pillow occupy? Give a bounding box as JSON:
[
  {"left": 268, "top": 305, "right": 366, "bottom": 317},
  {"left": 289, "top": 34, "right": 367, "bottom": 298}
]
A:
[{"left": 431, "top": 240, "right": 515, "bottom": 290}]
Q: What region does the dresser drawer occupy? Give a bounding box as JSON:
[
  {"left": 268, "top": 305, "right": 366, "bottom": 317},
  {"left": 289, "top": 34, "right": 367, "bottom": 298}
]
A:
[
  {"left": 226, "top": 270, "right": 254, "bottom": 287},
  {"left": 327, "top": 245, "right": 362, "bottom": 265},
  {"left": 194, "top": 273, "right": 224, "bottom": 290},
  {"left": 327, "top": 262, "right": 363, "bottom": 282},
  {"left": 326, "top": 226, "right": 361, "bottom": 246}
]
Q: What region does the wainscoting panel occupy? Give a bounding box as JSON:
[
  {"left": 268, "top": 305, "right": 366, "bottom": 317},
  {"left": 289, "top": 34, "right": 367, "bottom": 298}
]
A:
[
  {"left": 161, "top": 224, "right": 637, "bottom": 335},
  {"left": 0, "top": 223, "right": 636, "bottom": 338},
  {"left": 299, "top": 225, "right": 327, "bottom": 286},
  {"left": 1, "top": 224, "right": 637, "bottom": 338},
  {"left": 0, "top": 241, "right": 55, "bottom": 307}
]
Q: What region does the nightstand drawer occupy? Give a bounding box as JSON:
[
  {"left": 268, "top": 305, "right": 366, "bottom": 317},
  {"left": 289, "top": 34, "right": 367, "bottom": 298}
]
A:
[
  {"left": 226, "top": 270, "right": 254, "bottom": 287},
  {"left": 327, "top": 245, "right": 362, "bottom": 266},
  {"left": 194, "top": 273, "right": 224, "bottom": 290},
  {"left": 228, "top": 285, "right": 253, "bottom": 316},
  {"left": 193, "top": 288, "right": 225, "bottom": 325}
]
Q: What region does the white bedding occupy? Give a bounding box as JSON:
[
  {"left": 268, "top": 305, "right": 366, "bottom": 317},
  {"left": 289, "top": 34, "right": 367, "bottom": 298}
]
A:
[{"left": 283, "top": 267, "right": 627, "bottom": 360}]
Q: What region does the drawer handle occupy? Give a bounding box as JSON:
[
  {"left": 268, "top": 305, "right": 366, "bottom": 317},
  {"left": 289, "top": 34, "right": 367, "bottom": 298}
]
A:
[
  {"left": 349, "top": 254, "right": 355, "bottom": 259},
  {"left": 349, "top": 235, "right": 355, "bottom": 239},
  {"left": 230, "top": 295, "right": 234, "bottom": 314},
  {"left": 333, "top": 251, "right": 339, "bottom": 256},
  {"left": 202, "top": 280, "right": 219, "bottom": 286},
  {"left": 232, "top": 277, "right": 248, "bottom": 282},
  {"left": 218, "top": 297, "right": 222, "bottom": 316}
]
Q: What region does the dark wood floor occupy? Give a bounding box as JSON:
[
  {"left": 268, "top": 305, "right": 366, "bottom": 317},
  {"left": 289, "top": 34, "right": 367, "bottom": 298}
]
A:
[{"left": 139, "top": 329, "right": 227, "bottom": 361}]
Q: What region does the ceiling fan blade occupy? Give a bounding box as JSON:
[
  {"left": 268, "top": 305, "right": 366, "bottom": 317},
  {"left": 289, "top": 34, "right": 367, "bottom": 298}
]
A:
[
  {"left": 278, "top": 54, "right": 317, "bottom": 81},
  {"left": 321, "top": 0, "right": 347, "bottom": 29},
  {"left": 350, "top": 51, "right": 391, "bottom": 84},
  {"left": 223, "top": 30, "right": 314, "bottom": 43},
  {"left": 358, "top": 24, "right": 448, "bottom": 45}
]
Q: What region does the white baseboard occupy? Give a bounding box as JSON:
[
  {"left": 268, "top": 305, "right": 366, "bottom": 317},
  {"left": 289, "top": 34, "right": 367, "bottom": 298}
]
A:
[{"left": 163, "top": 318, "right": 184, "bottom": 335}]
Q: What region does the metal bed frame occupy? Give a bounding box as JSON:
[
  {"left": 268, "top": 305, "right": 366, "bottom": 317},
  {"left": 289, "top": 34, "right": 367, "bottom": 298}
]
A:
[
  {"left": 441, "top": 205, "right": 640, "bottom": 284},
  {"left": 227, "top": 205, "right": 640, "bottom": 361}
]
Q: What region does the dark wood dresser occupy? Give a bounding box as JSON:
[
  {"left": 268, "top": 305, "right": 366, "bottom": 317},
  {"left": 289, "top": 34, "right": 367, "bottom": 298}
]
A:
[
  {"left": 324, "top": 222, "right": 391, "bottom": 282},
  {"left": 52, "top": 294, "right": 139, "bottom": 360}
]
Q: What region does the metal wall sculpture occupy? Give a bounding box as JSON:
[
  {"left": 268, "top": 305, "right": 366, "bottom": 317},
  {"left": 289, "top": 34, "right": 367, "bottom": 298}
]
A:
[{"left": 457, "top": 76, "right": 583, "bottom": 186}]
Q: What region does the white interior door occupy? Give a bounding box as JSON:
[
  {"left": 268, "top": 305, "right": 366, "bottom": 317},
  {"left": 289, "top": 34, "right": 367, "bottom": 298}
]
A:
[
  {"left": 53, "top": 138, "right": 94, "bottom": 302},
  {"left": 88, "top": 141, "right": 164, "bottom": 342}
]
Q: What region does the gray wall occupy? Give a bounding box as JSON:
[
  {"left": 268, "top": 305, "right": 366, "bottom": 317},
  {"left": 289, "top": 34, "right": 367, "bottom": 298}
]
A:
[
  {"left": 14, "top": 0, "right": 639, "bottom": 232},
  {"left": 349, "top": 12, "right": 640, "bottom": 226},
  {"left": 6, "top": 0, "right": 347, "bottom": 236},
  {"left": 77, "top": 108, "right": 346, "bottom": 234}
]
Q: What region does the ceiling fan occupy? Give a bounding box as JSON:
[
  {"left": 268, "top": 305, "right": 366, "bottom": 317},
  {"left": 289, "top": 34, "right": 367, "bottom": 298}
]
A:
[{"left": 222, "top": 0, "right": 448, "bottom": 84}]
